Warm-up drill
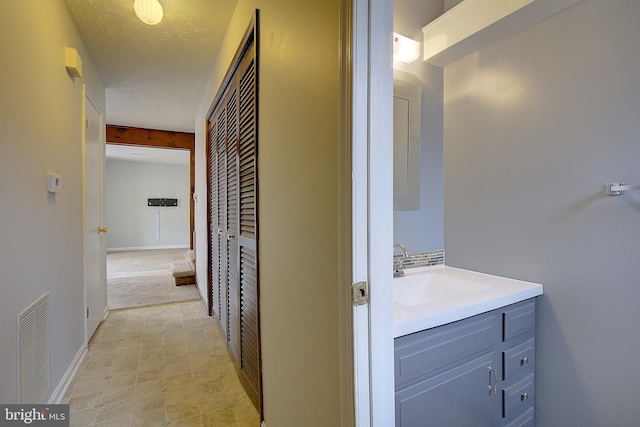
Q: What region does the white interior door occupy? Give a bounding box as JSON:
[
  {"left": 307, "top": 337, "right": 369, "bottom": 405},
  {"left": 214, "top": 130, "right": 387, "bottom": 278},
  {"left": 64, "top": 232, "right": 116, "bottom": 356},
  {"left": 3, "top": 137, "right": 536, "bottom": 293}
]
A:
[
  {"left": 83, "top": 86, "right": 106, "bottom": 342},
  {"left": 352, "top": 0, "right": 395, "bottom": 425}
]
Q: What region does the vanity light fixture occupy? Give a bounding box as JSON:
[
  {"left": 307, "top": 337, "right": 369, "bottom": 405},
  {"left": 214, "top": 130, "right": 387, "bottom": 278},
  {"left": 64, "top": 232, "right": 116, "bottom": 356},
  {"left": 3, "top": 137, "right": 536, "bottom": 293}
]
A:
[
  {"left": 134, "top": 0, "right": 163, "bottom": 25},
  {"left": 393, "top": 32, "right": 420, "bottom": 64}
]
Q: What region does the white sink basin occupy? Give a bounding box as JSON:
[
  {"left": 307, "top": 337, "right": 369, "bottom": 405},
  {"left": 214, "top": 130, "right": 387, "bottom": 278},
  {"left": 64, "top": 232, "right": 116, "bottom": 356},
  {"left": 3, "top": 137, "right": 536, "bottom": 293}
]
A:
[
  {"left": 394, "top": 271, "right": 490, "bottom": 306},
  {"left": 392, "top": 266, "right": 544, "bottom": 338}
]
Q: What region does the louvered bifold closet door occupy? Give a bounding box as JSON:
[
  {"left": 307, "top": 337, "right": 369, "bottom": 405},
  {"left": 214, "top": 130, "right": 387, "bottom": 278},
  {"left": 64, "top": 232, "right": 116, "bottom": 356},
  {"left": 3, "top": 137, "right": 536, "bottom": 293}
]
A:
[
  {"left": 237, "top": 51, "right": 260, "bottom": 397},
  {"left": 208, "top": 118, "right": 220, "bottom": 319},
  {"left": 226, "top": 84, "right": 241, "bottom": 359},
  {"left": 216, "top": 106, "right": 228, "bottom": 336},
  {"left": 207, "top": 20, "right": 259, "bottom": 410}
]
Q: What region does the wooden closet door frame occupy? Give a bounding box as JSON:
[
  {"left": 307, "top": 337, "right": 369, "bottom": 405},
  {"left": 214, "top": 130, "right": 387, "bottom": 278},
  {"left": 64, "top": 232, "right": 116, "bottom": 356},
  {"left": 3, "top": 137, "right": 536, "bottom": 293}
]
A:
[
  {"left": 207, "top": 15, "right": 257, "bottom": 315},
  {"left": 206, "top": 12, "right": 260, "bottom": 412}
]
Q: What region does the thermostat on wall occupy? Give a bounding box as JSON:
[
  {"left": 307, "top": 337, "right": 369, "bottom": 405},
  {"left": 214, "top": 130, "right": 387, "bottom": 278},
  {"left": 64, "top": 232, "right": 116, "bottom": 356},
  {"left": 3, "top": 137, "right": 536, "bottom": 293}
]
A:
[{"left": 47, "top": 173, "right": 62, "bottom": 193}]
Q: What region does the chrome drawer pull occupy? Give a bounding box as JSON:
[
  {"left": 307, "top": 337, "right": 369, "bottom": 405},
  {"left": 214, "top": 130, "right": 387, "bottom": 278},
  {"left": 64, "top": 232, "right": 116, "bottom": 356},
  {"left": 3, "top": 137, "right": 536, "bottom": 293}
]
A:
[
  {"left": 520, "top": 356, "right": 529, "bottom": 366},
  {"left": 493, "top": 369, "right": 498, "bottom": 394},
  {"left": 521, "top": 392, "right": 529, "bottom": 402},
  {"left": 488, "top": 367, "right": 498, "bottom": 395}
]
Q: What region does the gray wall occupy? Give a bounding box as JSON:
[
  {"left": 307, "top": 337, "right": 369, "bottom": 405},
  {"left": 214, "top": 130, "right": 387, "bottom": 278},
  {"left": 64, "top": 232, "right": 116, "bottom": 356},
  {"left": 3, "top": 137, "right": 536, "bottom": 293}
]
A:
[
  {"left": 393, "top": 0, "right": 444, "bottom": 252},
  {"left": 0, "top": 0, "right": 105, "bottom": 403},
  {"left": 105, "top": 159, "right": 190, "bottom": 250},
  {"left": 444, "top": 0, "right": 463, "bottom": 12},
  {"left": 443, "top": 0, "right": 640, "bottom": 425}
]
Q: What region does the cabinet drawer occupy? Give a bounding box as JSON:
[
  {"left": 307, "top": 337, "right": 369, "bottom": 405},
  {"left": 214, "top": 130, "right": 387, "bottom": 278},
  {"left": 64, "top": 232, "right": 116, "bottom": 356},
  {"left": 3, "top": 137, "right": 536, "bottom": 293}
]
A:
[
  {"left": 503, "top": 407, "right": 534, "bottom": 427},
  {"left": 503, "top": 302, "right": 535, "bottom": 341},
  {"left": 395, "top": 314, "right": 499, "bottom": 385},
  {"left": 503, "top": 373, "right": 534, "bottom": 418},
  {"left": 503, "top": 338, "right": 535, "bottom": 380}
]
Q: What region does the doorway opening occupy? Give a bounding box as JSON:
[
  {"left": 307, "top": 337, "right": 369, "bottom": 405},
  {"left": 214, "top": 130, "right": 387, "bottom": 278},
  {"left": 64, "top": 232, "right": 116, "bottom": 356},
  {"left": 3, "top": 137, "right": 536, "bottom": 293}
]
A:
[{"left": 104, "top": 126, "right": 200, "bottom": 310}]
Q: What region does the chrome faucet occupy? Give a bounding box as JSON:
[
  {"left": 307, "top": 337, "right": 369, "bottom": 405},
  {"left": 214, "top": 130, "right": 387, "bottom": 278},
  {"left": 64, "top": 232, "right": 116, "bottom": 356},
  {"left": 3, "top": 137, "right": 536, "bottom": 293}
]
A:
[{"left": 393, "top": 243, "right": 410, "bottom": 277}]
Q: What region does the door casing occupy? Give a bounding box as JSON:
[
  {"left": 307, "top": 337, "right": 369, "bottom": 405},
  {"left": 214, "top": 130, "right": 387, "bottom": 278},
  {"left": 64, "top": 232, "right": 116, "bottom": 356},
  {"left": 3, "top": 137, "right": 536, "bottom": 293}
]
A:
[
  {"left": 105, "top": 126, "right": 196, "bottom": 250},
  {"left": 82, "top": 85, "right": 107, "bottom": 344},
  {"left": 349, "top": 0, "right": 395, "bottom": 425}
]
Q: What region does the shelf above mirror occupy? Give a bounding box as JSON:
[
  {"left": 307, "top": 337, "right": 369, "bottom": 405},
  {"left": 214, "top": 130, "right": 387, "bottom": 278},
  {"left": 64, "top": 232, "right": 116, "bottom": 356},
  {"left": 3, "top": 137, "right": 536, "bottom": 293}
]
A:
[{"left": 422, "top": 0, "right": 582, "bottom": 67}]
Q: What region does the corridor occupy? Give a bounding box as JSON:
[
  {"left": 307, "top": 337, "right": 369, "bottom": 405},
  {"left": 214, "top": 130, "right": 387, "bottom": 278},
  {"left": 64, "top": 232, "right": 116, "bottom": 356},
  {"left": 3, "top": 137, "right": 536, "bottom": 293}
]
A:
[{"left": 62, "top": 301, "right": 259, "bottom": 427}]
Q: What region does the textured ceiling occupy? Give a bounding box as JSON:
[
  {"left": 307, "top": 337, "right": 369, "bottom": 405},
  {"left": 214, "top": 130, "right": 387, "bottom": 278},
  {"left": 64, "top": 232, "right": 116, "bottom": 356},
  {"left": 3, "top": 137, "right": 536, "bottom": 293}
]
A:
[{"left": 63, "top": 0, "right": 238, "bottom": 133}]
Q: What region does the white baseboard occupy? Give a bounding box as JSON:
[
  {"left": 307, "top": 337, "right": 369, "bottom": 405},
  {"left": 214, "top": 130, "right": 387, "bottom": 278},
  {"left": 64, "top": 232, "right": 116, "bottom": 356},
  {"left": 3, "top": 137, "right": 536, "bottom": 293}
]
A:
[
  {"left": 107, "top": 245, "right": 189, "bottom": 252},
  {"left": 195, "top": 281, "right": 208, "bottom": 314},
  {"left": 48, "top": 344, "right": 87, "bottom": 404},
  {"left": 261, "top": 421, "right": 267, "bottom": 427}
]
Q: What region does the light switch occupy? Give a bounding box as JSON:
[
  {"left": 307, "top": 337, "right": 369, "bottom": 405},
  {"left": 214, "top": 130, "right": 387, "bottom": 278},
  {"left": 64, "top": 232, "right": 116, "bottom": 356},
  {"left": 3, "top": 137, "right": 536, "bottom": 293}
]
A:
[{"left": 47, "top": 173, "right": 61, "bottom": 193}]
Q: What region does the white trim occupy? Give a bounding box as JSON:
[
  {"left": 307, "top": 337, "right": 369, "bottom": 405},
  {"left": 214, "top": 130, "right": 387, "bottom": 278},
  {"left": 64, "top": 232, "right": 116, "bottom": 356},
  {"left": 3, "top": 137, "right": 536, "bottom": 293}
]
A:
[
  {"left": 195, "top": 279, "right": 209, "bottom": 314},
  {"left": 351, "top": 0, "right": 372, "bottom": 425},
  {"left": 261, "top": 421, "right": 268, "bottom": 427},
  {"left": 82, "top": 85, "right": 107, "bottom": 346},
  {"left": 84, "top": 88, "right": 102, "bottom": 117},
  {"left": 48, "top": 344, "right": 87, "bottom": 404},
  {"left": 107, "top": 245, "right": 190, "bottom": 252},
  {"left": 81, "top": 85, "right": 88, "bottom": 348},
  {"left": 367, "top": 0, "right": 395, "bottom": 425}
]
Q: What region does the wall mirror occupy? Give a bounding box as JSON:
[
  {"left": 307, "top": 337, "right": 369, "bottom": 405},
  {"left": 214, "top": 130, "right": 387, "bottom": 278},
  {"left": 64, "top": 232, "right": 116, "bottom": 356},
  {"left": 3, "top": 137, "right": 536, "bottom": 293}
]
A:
[{"left": 393, "top": 79, "right": 421, "bottom": 211}]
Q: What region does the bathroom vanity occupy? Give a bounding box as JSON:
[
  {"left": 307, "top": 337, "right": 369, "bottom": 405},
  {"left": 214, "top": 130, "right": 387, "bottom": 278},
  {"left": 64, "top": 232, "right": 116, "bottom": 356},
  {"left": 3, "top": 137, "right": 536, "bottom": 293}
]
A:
[{"left": 393, "top": 267, "right": 542, "bottom": 426}]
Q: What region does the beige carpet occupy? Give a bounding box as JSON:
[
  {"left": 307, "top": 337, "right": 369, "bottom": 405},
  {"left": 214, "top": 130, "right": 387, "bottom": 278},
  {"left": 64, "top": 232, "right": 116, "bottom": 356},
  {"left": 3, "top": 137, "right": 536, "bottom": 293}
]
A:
[{"left": 107, "top": 248, "right": 200, "bottom": 310}]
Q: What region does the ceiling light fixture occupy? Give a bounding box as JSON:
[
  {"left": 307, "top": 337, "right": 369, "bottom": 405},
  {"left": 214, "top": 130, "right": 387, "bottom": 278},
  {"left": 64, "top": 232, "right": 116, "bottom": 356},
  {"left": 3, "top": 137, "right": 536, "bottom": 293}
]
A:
[{"left": 134, "top": 0, "right": 163, "bottom": 25}]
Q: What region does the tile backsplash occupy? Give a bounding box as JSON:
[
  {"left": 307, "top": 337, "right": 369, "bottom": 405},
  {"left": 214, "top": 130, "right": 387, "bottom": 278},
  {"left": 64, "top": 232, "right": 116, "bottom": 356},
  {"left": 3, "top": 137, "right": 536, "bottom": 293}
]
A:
[{"left": 394, "top": 249, "right": 444, "bottom": 269}]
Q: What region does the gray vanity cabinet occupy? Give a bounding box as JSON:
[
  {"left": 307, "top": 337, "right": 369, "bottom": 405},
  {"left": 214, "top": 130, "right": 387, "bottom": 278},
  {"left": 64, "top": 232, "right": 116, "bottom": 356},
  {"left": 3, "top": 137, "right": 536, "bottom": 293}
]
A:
[{"left": 394, "top": 299, "right": 536, "bottom": 426}]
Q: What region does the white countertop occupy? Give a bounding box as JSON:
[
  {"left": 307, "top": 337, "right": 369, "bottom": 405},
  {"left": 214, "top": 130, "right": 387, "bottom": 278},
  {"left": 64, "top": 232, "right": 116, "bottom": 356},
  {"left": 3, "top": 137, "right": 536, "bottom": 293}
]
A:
[{"left": 393, "top": 265, "right": 543, "bottom": 338}]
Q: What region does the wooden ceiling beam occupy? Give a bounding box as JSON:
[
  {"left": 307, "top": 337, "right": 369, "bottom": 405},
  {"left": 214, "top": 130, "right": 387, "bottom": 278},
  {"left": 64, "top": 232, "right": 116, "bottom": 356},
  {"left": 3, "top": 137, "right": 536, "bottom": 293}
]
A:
[{"left": 106, "top": 125, "right": 194, "bottom": 150}]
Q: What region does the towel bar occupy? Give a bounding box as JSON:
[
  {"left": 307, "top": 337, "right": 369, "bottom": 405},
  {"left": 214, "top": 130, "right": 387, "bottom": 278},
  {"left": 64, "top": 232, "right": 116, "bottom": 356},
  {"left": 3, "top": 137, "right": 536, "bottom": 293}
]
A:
[{"left": 605, "top": 183, "right": 640, "bottom": 196}]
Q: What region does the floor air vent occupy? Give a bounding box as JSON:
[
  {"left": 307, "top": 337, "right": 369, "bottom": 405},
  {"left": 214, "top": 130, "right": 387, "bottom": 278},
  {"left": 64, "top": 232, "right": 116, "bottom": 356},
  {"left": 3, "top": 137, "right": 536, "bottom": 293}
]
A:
[{"left": 17, "top": 292, "right": 50, "bottom": 403}]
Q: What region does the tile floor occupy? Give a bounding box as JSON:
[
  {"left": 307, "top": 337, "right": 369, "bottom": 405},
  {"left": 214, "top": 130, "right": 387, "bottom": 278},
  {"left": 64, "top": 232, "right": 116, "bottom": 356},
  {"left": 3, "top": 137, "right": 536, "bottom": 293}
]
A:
[{"left": 62, "top": 301, "right": 260, "bottom": 427}]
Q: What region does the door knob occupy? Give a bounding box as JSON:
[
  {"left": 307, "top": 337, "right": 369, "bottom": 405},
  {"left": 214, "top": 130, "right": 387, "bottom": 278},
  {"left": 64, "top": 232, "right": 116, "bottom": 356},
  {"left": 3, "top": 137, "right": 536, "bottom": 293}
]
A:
[{"left": 98, "top": 227, "right": 107, "bottom": 234}]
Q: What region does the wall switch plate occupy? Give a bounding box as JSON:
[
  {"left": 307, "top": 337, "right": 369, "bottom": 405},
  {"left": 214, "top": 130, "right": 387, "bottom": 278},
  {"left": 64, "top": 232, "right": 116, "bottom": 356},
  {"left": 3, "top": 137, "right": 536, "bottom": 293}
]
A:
[{"left": 47, "top": 173, "right": 61, "bottom": 193}]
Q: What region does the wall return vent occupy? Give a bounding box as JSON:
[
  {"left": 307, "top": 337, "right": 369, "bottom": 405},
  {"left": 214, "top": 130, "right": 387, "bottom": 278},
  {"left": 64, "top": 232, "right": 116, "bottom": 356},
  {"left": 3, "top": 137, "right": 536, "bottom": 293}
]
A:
[{"left": 17, "top": 292, "right": 51, "bottom": 403}]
